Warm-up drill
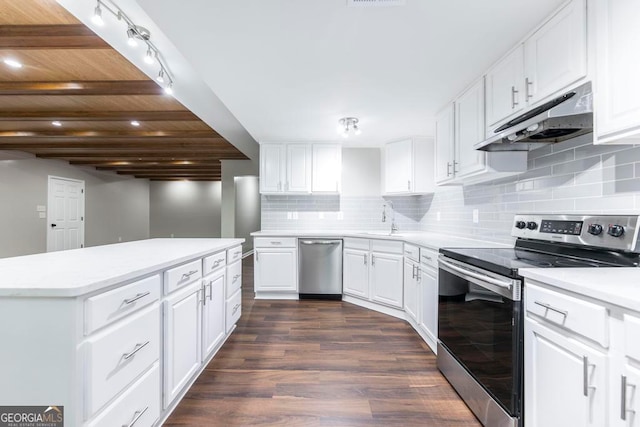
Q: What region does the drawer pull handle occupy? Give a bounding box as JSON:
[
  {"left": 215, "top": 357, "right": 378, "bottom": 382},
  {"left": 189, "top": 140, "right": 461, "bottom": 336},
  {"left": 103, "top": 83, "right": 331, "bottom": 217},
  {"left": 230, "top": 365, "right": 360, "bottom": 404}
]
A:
[
  {"left": 123, "top": 292, "right": 150, "bottom": 305},
  {"left": 213, "top": 260, "right": 221, "bottom": 267},
  {"left": 621, "top": 375, "right": 636, "bottom": 420},
  {"left": 270, "top": 241, "right": 282, "bottom": 245},
  {"left": 232, "top": 303, "right": 241, "bottom": 315},
  {"left": 181, "top": 270, "right": 198, "bottom": 280},
  {"left": 534, "top": 300, "right": 568, "bottom": 318},
  {"left": 232, "top": 274, "right": 241, "bottom": 283},
  {"left": 123, "top": 341, "right": 150, "bottom": 360},
  {"left": 422, "top": 255, "right": 432, "bottom": 261},
  {"left": 123, "top": 406, "right": 148, "bottom": 427},
  {"left": 583, "top": 356, "right": 596, "bottom": 397}
]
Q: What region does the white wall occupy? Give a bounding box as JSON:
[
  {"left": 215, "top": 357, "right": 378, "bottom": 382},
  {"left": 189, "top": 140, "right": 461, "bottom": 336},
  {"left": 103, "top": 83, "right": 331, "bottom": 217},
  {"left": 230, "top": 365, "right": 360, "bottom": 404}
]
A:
[
  {"left": 234, "top": 176, "right": 261, "bottom": 252},
  {"left": 221, "top": 159, "right": 259, "bottom": 238},
  {"left": 149, "top": 181, "right": 222, "bottom": 238},
  {"left": 342, "top": 148, "right": 381, "bottom": 196},
  {"left": 0, "top": 153, "right": 150, "bottom": 258}
]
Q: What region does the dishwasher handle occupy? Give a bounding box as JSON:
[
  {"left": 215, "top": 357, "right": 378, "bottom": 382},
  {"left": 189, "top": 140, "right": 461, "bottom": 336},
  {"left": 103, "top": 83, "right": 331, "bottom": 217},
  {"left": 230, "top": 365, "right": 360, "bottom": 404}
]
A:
[{"left": 299, "top": 240, "right": 341, "bottom": 245}]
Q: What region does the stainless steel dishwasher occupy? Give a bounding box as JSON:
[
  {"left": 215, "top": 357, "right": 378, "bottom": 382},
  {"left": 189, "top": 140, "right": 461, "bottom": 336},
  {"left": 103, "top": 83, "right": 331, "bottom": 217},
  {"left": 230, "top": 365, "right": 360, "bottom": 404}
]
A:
[{"left": 298, "top": 239, "right": 343, "bottom": 300}]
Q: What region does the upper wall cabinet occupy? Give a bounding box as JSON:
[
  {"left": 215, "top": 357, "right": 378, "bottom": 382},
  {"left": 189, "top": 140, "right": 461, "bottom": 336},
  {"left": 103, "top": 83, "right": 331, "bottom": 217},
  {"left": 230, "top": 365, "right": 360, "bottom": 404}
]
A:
[
  {"left": 259, "top": 143, "right": 311, "bottom": 194},
  {"left": 312, "top": 144, "right": 342, "bottom": 193},
  {"left": 436, "top": 78, "right": 527, "bottom": 186},
  {"left": 259, "top": 143, "right": 342, "bottom": 194},
  {"left": 383, "top": 137, "right": 434, "bottom": 195},
  {"left": 486, "top": 0, "right": 587, "bottom": 133},
  {"left": 593, "top": 0, "right": 640, "bottom": 144}
]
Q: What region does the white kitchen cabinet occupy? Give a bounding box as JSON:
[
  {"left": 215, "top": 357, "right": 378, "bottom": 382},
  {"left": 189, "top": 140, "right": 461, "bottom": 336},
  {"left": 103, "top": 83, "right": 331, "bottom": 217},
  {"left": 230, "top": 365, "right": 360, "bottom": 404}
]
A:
[
  {"left": 343, "top": 238, "right": 404, "bottom": 311},
  {"left": 163, "top": 282, "right": 202, "bottom": 409},
  {"left": 259, "top": 143, "right": 311, "bottom": 194},
  {"left": 486, "top": 0, "right": 586, "bottom": 133},
  {"left": 383, "top": 137, "right": 434, "bottom": 195},
  {"left": 201, "top": 269, "right": 225, "bottom": 361},
  {"left": 524, "top": 0, "right": 586, "bottom": 105},
  {"left": 436, "top": 80, "right": 527, "bottom": 186},
  {"left": 526, "top": 317, "right": 607, "bottom": 427},
  {"left": 486, "top": 46, "right": 525, "bottom": 129},
  {"left": 254, "top": 238, "right": 298, "bottom": 296},
  {"left": 418, "top": 248, "right": 438, "bottom": 353},
  {"left": 593, "top": 0, "right": 640, "bottom": 144},
  {"left": 312, "top": 144, "right": 342, "bottom": 193},
  {"left": 343, "top": 247, "right": 369, "bottom": 299},
  {"left": 403, "top": 258, "right": 419, "bottom": 323}
]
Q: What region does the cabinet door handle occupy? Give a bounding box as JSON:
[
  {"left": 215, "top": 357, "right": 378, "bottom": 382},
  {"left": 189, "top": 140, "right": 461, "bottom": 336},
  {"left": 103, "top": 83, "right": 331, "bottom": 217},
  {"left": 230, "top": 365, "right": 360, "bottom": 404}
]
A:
[
  {"left": 453, "top": 161, "right": 459, "bottom": 174},
  {"left": 511, "top": 86, "right": 519, "bottom": 108},
  {"left": 123, "top": 291, "right": 150, "bottom": 305},
  {"left": 525, "top": 77, "right": 534, "bottom": 99},
  {"left": 363, "top": 253, "right": 367, "bottom": 265},
  {"left": 233, "top": 303, "right": 241, "bottom": 315},
  {"left": 123, "top": 341, "right": 150, "bottom": 360},
  {"left": 621, "top": 375, "right": 636, "bottom": 420},
  {"left": 583, "top": 356, "right": 596, "bottom": 397},
  {"left": 446, "top": 162, "right": 452, "bottom": 177},
  {"left": 201, "top": 282, "right": 207, "bottom": 306},
  {"left": 371, "top": 255, "right": 375, "bottom": 266},
  {"left": 416, "top": 267, "right": 421, "bottom": 283},
  {"left": 407, "top": 180, "right": 411, "bottom": 190},
  {"left": 181, "top": 270, "right": 198, "bottom": 280},
  {"left": 123, "top": 406, "right": 148, "bottom": 427},
  {"left": 209, "top": 281, "right": 213, "bottom": 301},
  {"left": 534, "top": 300, "right": 568, "bottom": 318}
]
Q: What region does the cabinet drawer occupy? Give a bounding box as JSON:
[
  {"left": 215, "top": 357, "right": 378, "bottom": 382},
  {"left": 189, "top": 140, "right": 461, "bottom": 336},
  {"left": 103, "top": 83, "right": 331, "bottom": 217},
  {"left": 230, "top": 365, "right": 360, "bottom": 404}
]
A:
[
  {"left": 624, "top": 314, "right": 640, "bottom": 362},
  {"left": 344, "top": 237, "right": 369, "bottom": 251},
  {"left": 85, "top": 304, "right": 160, "bottom": 417},
  {"left": 254, "top": 237, "right": 296, "bottom": 248},
  {"left": 404, "top": 244, "right": 419, "bottom": 262},
  {"left": 84, "top": 274, "right": 160, "bottom": 334},
  {"left": 227, "top": 245, "right": 243, "bottom": 263},
  {"left": 226, "top": 259, "right": 242, "bottom": 297},
  {"left": 226, "top": 288, "right": 242, "bottom": 333},
  {"left": 525, "top": 283, "right": 608, "bottom": 347},
  {"left": 203, "top": 251, "right": 226, "bottom": 276},
  {"left": 164, "top": 259, "right": 202, "bottom": 294},
  {"left": 419, "top": 248, "right": 438, "bottom": 270},
  {"left": 86, "top": 362, "right": 160, "bottom": 427},
  {"left": 371, "top": 239, "right": 403, "bottom": 254}
]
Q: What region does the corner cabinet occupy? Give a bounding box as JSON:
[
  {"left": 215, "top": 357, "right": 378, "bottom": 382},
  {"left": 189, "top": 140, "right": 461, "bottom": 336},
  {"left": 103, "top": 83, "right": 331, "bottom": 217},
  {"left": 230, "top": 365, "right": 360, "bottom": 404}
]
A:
[
  {"left": 593, "top": 0, "right": 640, "bottom": 144},
  {"left": 254, "top": 237, "right": 298, "bottom": 298},
  {"left": 435, "top": 79, "right": 527, "bottom": 186},
  {"left": 383, "top": 137, "right": 434, "bottom": 195},
  {"left": 259, "top": 143, "right": 311, "bottom": 194}
]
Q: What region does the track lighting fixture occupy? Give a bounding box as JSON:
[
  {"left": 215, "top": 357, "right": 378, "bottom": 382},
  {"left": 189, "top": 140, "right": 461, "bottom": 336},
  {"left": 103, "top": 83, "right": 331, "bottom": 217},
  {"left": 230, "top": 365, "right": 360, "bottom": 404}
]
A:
[
  {"left": 90, "top": 0, "right": 175, "bottom": 95},
  {"left": 337, "top": 117, "right": 361, "bottom": 138}
]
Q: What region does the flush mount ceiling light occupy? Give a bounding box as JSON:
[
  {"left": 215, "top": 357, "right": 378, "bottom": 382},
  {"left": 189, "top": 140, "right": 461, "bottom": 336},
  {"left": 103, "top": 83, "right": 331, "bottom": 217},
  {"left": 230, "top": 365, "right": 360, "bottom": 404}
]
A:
[
  {"left": 130, "top": 120, "right": 140, "bottom": 127},
  {"left": 51, "top": 121, "right": 62, "bottom": 127},
  {"left": 337, "top": 117, "right": 361, "bottom": 138},
  {"left": 91, "top": 0, "right": 175, "bottom": 96},
  {"left": 3, "top": 58, "right": 23, "bottom": 69}
]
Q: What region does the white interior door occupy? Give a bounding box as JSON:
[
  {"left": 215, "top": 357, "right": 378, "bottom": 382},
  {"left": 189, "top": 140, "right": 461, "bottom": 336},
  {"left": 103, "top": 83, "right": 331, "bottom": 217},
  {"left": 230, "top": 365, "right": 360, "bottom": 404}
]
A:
[{"left": 47, "top": 176, "right": 85, "bottom": 252}]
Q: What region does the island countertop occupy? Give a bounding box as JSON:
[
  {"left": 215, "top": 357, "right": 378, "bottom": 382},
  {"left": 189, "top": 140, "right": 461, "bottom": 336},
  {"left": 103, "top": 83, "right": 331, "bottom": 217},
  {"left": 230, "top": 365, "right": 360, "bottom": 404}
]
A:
[{"left": 0, "top": 238, "right": 244, "bottom": 297}]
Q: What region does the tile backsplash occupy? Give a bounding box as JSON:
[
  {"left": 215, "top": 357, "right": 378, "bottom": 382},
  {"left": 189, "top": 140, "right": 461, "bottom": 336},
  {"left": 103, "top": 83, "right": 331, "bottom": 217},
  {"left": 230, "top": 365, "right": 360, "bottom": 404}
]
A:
[{"left": 261, "top": 135, "right": 640, "bottom": 244}]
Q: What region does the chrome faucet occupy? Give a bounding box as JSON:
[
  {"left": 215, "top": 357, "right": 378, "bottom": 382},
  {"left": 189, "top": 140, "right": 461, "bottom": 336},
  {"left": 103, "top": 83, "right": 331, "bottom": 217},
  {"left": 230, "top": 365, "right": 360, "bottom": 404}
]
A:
[{"left": 382, "top": 201, "right": 399, "bottom": 234}]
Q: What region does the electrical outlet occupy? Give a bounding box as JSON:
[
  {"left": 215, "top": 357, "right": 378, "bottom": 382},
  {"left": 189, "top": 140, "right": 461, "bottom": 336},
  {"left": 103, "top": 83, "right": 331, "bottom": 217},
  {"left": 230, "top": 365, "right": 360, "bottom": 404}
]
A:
[
  {"left": 473, "top": 209, "right": 479, "bottom": 223},
  {"left": 436, "top": 211, "right": 441, "bottom": 221},
  {"left": 118, "top": 236, "right": 122, "bottom": 242}
]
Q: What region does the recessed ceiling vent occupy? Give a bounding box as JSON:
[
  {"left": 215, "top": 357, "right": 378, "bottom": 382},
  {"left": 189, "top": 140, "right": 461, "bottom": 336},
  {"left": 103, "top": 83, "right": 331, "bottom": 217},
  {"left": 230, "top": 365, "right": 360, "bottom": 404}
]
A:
[{"left": 347, "top": 0, "right": 406, "bottom": 7}]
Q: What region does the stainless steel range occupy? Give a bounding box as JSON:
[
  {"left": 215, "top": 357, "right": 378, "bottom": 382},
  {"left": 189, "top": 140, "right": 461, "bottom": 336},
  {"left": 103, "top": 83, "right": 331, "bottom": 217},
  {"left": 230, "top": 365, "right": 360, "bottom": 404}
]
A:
[{"left": 437, "top": 214, "right": 640, "bottom": 427}]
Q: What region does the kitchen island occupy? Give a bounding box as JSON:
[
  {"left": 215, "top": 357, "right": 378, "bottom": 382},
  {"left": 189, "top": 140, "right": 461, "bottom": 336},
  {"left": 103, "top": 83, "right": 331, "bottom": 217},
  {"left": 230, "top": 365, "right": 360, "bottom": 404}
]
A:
[{"left": 0, "top": 238, "right": 244, "bottom": 427}]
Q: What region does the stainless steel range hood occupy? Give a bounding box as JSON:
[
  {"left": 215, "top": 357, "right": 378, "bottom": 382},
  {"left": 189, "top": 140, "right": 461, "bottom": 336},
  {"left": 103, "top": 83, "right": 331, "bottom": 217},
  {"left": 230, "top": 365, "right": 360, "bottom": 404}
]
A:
[{"left": 474, "top": 81, "right": 593, "bottom": 152}]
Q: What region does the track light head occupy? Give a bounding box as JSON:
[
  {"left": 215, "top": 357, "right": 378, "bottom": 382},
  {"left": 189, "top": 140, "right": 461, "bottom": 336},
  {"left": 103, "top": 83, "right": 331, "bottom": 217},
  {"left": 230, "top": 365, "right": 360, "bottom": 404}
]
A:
[{"left": 92, "top": 4, "right": 104, "bottom": 26}]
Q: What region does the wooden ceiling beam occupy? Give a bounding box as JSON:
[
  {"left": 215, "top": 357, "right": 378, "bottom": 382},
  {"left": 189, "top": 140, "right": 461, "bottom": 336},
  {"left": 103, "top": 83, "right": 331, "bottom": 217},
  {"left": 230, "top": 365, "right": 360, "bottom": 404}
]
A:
[
  {"left": 118, "top": 170, "right": 222, "bottom": 176},
  {"left": 97, "top": 166, "right": 221, "bottom": 172},
  {"left": 149, "top": 178, "right": 221, "bottom": 181},
  {"left": 71, "top": 160, "right": 221, "bottom": 167},
  {"left": 36, "top": 152, "right": 245, "bottom": 159},
  {"left": 0, "top": 130, "right": 220, "bottom": 138},
  {"left": 0, "top": 81, "right": 165, "bottom": 96},
  {"left": 0, "top": 111, "right": 199, "bottom": 121},
  {"left": 0, "top": 142, "right": 231, "bottom": 150},
  {"left": 0, "top": 25, "right": 110, "bottom": 49},
  {"left": 22, "top": 149, "right": 244, "bottom": 156}
]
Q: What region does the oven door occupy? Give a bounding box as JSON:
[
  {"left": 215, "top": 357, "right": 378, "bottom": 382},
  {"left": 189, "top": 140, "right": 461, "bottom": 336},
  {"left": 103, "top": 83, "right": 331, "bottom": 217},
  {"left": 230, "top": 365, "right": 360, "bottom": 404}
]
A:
[{"left": 438, "top": 255, "right": 523, "bottom": 418}]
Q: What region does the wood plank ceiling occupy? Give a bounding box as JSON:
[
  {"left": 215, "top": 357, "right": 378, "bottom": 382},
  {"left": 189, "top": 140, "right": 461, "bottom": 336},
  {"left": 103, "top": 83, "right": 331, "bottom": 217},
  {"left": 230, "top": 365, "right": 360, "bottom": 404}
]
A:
[{"left": 0, "top": 0, "right": 248, "bottom": 181}]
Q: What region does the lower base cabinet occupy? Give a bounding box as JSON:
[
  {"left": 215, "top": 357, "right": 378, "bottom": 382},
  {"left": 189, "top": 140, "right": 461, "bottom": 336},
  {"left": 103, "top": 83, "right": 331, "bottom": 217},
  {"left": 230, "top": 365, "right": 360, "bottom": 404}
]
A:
[
  {"left": 201, "top": 269, "right": 225, "bottom": 360},
  {"left": 417, "top": 255, "right": 438, "bottom": 351},
  {"left": 254, "top": 238, "right": 298, "bottom": 296},
  {"left": 163, "top": 282, "right": 202, "bottom": 409}
]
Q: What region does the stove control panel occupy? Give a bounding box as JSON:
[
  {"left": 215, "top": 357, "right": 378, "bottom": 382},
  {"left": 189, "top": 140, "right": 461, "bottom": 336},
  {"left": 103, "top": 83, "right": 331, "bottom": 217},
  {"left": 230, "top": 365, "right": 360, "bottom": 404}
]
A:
[{"left": 512, "top": 214, "right": 640, "bottom": 252}]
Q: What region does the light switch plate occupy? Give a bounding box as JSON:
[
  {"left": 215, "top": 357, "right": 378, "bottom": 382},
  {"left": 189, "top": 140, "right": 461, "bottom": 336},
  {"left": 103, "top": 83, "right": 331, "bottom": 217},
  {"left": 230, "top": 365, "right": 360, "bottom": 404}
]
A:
[
  {"left": 38, "top": 212, "right": 46, "bottom": 219},
  {"left": 36, "top": 205, "right": 46, "bottom": 212}
]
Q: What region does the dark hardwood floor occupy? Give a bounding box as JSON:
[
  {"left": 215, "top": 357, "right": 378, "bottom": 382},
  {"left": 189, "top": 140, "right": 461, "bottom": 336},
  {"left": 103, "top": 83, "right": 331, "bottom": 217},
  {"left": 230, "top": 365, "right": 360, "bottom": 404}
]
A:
[{"left": 164, "top": 257, "right": 481, "bottom": 426}]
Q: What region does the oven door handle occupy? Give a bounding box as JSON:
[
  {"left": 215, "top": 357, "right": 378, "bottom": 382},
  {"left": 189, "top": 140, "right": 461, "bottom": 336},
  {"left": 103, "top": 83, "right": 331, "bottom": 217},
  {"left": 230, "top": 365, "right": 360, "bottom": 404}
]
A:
[{"left": 439, "top": 258, "right": 520, "bottom": 301}]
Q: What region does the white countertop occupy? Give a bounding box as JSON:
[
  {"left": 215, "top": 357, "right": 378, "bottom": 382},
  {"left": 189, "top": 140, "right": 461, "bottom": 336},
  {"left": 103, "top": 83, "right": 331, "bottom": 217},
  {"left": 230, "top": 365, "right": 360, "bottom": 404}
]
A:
[
  {"left": 251, "top": 230, "right": 511, "bottom": 251},
  {"left": 520, "top": 268, "right": 640, "bottom": 312},
  {"left": 0, "top": 238, "right": 244, "bottom": 298}
]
